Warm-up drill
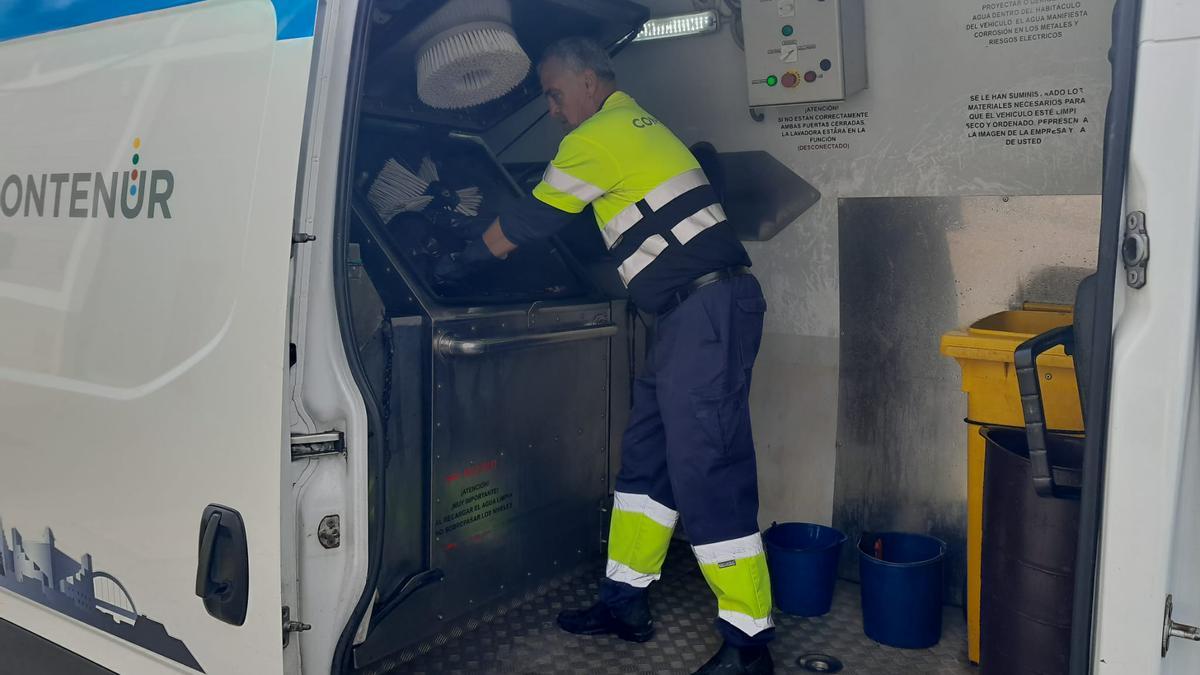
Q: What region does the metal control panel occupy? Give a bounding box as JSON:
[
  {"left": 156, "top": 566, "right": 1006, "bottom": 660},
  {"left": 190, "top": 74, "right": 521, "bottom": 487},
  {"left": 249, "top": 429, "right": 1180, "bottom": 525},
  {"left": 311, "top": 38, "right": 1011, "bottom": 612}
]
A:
[{"left": 742, "top": 0, "right": 867, "bottom": 107}]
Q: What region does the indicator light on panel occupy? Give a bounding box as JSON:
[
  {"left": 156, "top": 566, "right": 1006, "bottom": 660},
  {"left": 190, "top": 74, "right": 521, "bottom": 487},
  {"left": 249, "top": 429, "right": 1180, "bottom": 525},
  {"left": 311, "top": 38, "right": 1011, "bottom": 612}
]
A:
[
  {"left": 782, "top": 71, "right": 800, "bottom": 88},
  {"left": 820, "top": 59, "right": 833, "bottom": 71},
  {"left": 804, "top": 70, "right": 818, "bottom": 83},
  {"left": 766, "top": 75, "right": 779, "bottom": 87},
  {"left": 782, "top": 25, "right": 794, "bottom": 37}
]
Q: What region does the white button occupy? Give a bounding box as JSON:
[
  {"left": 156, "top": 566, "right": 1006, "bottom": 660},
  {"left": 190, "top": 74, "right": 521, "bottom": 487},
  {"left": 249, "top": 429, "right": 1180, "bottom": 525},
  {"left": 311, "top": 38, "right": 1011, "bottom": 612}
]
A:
[{"left": 778, "top": 1, "right": 796, "bottom": 18}]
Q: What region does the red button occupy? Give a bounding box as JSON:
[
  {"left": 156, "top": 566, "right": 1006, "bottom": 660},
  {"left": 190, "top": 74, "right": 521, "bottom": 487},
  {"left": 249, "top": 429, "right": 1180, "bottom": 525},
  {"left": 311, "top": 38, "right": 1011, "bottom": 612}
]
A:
[
  {"left": 781, "top": 72, "right": 799, "bottom": 88},
  {"left": 804, "top": 70, "right": 817, "bottom": 83}
]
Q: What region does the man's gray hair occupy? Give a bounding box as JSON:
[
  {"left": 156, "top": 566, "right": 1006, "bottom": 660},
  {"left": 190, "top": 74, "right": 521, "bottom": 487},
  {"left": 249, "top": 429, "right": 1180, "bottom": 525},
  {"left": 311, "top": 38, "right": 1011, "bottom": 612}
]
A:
[{"left": 540, "top": 37, "right": 617, "bottom": 82}]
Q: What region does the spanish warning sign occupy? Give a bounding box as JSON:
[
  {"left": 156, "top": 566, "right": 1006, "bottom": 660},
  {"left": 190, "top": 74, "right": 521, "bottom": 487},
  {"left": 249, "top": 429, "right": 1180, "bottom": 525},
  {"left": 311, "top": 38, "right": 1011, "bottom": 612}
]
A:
[{"left": 964, "top": 86, "right": 1090, "bottom": 146}]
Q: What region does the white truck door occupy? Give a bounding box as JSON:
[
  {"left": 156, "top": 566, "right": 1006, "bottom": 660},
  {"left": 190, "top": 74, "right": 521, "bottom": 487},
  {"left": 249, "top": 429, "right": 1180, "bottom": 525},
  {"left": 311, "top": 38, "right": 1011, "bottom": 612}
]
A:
[
  {"left": 0, "top": 1, "right": 317, "bottom": 673},
  {"left": 1092, "top": 0, "right": 1200, "bottom": 672}
]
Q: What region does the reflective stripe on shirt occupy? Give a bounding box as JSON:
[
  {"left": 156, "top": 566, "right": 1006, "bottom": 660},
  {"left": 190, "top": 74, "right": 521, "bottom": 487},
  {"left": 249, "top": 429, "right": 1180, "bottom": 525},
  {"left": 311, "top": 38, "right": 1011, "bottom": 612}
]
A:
[
  {"left": 600, "top": 168, "right": 712, "bottom": 249},
  {"left": 618, "top": 234, "right": 670, "bottom": 285},
  {"left": 541, "top": 165, "right": 606, "bottom": 204}
]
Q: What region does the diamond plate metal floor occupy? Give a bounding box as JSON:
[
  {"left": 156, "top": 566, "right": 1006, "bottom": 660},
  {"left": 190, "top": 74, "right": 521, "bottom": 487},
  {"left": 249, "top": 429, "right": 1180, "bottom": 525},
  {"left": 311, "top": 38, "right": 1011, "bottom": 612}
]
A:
[{"left": 362, "top": 543, "right": 974, "bottom": 675}]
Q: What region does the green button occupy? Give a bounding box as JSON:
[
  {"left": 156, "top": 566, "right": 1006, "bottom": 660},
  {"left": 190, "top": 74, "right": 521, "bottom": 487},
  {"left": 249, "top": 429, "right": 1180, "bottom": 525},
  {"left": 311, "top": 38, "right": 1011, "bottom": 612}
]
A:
[
  {"left": 782, "top": 25, "right": 794, "bottom": 36},
  {"left": 766, "top": 75, "right": 778, "bottom": 87}
]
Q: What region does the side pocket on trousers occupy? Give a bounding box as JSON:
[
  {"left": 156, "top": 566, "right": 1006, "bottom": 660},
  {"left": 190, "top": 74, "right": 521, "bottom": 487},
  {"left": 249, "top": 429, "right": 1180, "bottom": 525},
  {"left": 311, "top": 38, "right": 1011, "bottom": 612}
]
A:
[
  {"left": 735, "top": 295, "right": 767, "bottom": 369},
  {"left": 691, "top": 379, "right": 750, "bottom": 455}
]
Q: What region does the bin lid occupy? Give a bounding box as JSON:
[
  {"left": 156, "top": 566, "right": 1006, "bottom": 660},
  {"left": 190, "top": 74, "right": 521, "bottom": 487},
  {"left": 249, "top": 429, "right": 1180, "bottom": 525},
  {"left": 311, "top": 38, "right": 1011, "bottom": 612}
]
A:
[{"left": 940, "top": 309, "right": 1074, "bottom": 366}]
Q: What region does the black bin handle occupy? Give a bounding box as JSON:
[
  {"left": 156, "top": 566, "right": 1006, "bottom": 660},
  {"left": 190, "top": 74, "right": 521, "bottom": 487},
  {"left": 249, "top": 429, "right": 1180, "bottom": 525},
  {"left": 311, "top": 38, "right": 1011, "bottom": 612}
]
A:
[{"left": 1014, "top": 325, "right": 1075, "bottom": 498}]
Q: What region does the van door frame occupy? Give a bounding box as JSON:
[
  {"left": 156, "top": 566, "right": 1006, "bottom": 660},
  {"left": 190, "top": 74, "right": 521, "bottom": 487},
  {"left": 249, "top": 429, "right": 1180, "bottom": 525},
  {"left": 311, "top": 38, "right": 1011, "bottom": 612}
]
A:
[
  {"left": 325, "top": 0, "right": 387, "bottom": 671},
  {"left": 1070, "top": 1, "right": 1142, "bottom": 673}
]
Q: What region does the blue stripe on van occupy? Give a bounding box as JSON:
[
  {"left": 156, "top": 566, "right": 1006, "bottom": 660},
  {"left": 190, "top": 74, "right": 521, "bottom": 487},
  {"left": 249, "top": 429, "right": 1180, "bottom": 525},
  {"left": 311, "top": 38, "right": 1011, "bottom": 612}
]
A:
[
  {"left": 272, "top": 0, "right": 318, "bottom": 40},
  {"left": 0, "top": 0, "right": 317, "bottom": 43},
  {"left": 0, "top": 0, "right": 203, "bottom": 42}
]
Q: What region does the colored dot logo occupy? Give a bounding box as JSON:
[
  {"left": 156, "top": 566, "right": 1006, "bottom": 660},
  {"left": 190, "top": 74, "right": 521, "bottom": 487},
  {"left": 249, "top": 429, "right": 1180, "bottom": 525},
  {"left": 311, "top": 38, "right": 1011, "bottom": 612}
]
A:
[{"left": 130, "top": 138, "right": 141, "bottom": 196}]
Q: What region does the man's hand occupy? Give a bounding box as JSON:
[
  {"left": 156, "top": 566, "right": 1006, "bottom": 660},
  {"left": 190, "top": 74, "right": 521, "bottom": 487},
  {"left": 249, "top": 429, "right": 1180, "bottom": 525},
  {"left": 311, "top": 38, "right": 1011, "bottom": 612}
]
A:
[
  {"left": 432, "top": 237, "right": 498, "bottom": 284},
  {"left": 483, "top": 218, "right": 518, "bottom": 258},
  {"left": 433, "top": 251, "right": 469, "bottom": 283}
]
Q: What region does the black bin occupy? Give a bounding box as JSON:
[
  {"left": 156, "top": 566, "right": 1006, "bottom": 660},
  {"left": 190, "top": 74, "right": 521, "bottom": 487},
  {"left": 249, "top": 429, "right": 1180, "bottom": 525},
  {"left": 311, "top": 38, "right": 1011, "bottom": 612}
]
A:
[
  {"left": 980, "top": 324, "right": 1086, "bottom": 675},
  {"left": 980, "top": 427, "right": 1082, "bottom": 675}
]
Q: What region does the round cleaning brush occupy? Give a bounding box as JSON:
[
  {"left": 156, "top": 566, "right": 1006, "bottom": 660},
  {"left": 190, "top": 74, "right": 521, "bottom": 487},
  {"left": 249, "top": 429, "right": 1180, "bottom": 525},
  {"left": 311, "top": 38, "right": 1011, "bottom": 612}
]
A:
[{"left": 405, "top": 0, "right": 531, "bottom": 110}]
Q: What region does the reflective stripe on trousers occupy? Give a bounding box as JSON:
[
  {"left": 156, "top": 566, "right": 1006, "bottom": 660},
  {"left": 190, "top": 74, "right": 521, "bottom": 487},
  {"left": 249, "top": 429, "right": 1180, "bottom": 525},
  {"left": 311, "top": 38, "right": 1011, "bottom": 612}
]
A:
[
  {"left": 602, "top": 275, "right": 773, "bottom": 642},
  {"left": 606, "top": 491, "right": 679, "bottom": 588},
  {"left": 604, "top": 499, "right": 774, "bottom": 636},
  {"left": 693, "top": 533, "right": 774, "bottom": 635}
]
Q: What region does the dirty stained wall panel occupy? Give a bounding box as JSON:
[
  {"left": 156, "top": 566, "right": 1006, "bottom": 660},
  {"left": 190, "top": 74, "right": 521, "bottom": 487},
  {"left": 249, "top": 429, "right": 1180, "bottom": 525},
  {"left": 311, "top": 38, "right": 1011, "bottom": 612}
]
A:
[
  {"left": 836, "top": 195, "right": 1099, "bottom": 604},
  {"left": 487, "top": 0, "right": 1114, "bottom": 584}
]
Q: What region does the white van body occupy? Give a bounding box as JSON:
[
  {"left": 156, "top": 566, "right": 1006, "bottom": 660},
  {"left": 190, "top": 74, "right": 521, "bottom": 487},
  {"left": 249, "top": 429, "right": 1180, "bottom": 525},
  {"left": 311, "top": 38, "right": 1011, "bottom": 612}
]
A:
[
  {"left": 0, "top": 2, "right": 318, "bottom": 673},
  {"left": 0, "top": 0, "right": 1197, "bottom": 674}
]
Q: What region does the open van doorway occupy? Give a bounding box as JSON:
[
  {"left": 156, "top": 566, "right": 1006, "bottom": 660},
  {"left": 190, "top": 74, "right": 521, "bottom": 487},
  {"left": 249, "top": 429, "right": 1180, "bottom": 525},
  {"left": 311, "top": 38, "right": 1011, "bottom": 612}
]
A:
[{"left": 326, "top": 1, "right": 648, "bottom": 670}]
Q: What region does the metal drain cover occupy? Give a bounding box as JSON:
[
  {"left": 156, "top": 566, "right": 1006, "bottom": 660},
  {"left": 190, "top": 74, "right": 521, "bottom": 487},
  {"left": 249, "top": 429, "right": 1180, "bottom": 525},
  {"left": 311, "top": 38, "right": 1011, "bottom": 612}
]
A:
[{"left": 797, "top": 653, "right": 844, "bottom": 673}]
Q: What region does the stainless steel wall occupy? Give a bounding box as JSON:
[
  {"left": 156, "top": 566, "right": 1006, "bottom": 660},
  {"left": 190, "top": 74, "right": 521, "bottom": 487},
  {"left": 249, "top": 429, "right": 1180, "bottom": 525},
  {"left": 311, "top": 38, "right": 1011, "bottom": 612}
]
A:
[{"left": 834, "top": 195, "right": 1099, "bottom": 603}]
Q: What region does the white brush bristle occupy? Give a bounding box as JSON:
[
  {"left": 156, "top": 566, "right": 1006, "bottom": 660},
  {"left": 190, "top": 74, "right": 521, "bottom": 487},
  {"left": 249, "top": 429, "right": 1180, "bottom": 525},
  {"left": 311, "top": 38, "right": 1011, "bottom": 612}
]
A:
[
  {"left": 416, "top": 23, "right": 530, "bottom": 110},
  {"left": 369, "top": 156, "right": 485, "bottom": 220},
  {"left": 368, "top": 159, "right": 433, "bottom": 222},
  {"left": 455, "top": 186, "right": 483, "bottom": 216}
]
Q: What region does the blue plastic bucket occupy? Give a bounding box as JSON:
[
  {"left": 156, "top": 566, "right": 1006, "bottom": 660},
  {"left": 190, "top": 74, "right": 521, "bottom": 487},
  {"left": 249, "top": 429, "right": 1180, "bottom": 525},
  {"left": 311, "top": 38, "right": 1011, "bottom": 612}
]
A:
[
  {"left": 858, "top": 532, "right": 946, "bottom": 649},
  {"left": 763, "top": 522, "right": 847, "bottom": 616}
]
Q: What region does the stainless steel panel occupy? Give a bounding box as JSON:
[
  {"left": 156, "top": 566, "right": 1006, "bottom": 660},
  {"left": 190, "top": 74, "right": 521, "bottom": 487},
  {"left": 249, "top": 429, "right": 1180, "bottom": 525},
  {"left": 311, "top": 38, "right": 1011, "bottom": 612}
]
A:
[
  {"left": 833, "top": 195, "right": 1100, "bottom": 606},
  {"left": 434, "top": 323, "right": 617, "bottom": 357},
  {"left": 374, "top": 317, "right": 429, "bottom": 613},
  {"left": 360, "top": 303, "right": 612, "bottom": 659}
]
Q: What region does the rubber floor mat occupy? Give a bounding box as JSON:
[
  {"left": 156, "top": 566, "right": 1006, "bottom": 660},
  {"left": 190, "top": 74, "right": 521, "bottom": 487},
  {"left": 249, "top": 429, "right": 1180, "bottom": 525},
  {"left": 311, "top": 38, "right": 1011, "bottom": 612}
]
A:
[{"left": 360, "top": 542, "right": 973, "bottom": 675}]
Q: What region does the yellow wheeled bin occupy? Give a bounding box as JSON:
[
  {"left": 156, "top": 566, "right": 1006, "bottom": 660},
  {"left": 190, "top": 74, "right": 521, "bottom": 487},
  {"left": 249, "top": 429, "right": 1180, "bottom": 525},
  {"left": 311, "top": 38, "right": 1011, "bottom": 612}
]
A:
[{"left": 940, "top": 305, "right": 1084, "bottom": 665}]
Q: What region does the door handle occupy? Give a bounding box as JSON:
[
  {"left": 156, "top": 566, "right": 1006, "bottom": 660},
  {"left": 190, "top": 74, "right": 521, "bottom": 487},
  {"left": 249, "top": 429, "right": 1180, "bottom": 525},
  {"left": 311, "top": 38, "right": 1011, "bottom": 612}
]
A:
[
  {"left": 195, "top": 512, "right": 225, "bottom": 597},
  {"left": 434, "top": 323, "right": 617, "bottom": 358},
  {"left": 195, "top": 504, "right": 250, "bottom": 626}
]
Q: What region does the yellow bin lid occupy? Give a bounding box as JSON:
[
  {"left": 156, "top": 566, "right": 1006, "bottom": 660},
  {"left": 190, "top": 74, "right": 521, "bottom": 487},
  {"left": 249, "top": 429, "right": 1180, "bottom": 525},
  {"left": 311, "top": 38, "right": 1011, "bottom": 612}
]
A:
[{"left": 940, "top": 306, "right": 1074, "bottom": 368}]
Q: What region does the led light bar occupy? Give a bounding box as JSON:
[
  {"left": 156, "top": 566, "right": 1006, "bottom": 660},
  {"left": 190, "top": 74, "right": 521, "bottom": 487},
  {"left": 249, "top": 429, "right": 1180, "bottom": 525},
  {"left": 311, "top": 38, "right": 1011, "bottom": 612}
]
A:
[{"left": 633, "top": 10, "right": 720, "bottom": 42}]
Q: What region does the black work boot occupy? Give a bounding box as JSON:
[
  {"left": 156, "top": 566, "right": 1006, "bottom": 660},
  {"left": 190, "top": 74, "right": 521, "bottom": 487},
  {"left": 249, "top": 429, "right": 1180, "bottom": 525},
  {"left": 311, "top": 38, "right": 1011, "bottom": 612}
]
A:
[
  {"left": 556, "top": 594, "right": 654, "bottom": 643},
  {"left": 691, "top": 642, "right": 774, "bottom": 675}
]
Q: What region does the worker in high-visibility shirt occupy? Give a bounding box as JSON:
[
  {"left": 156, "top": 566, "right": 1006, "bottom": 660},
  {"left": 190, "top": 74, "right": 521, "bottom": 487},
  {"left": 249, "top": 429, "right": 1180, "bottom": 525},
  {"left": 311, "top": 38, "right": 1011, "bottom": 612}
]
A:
[{"left": 439, "top": 36, "right": 774, "bottom": 675}]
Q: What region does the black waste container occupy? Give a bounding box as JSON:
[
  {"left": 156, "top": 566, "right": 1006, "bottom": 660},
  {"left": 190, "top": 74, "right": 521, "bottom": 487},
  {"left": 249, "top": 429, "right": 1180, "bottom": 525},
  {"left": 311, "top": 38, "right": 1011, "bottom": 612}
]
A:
[{"left": 979, "top": 323, "right": 1087, "bottom": 675}]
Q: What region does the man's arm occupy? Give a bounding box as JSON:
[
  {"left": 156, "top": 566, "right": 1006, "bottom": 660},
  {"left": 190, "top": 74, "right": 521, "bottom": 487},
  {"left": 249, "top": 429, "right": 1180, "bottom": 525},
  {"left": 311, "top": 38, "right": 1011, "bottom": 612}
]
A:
[
  {"left": 477, "top": 132, "right": 619, "bottom": 259},
  {"left": 481, "top": 191, "right": 581, "bottom": 259}
]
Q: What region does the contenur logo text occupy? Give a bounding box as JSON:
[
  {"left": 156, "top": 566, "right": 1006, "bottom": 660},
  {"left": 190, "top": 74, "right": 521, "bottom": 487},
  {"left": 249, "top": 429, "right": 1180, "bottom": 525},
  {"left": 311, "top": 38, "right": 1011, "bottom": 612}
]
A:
[{"left": 0, "top": 137, "right": 174, "bottom": 220}]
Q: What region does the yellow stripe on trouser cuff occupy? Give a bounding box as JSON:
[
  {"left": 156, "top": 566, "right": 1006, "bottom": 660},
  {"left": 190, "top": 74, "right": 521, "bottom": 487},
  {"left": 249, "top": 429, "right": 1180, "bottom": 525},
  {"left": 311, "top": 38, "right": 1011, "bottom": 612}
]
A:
[
  {"left": 606, "top": 492, "right": 678, "bottom": 588},
  {"left": 693, "top": 533, "right": 774, "bottom": 635}
]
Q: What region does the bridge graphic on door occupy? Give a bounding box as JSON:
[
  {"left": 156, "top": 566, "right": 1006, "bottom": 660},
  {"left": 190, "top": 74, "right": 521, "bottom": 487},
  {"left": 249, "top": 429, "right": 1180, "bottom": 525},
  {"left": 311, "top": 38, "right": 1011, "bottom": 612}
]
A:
[{"left": 0, "top": 517, "right": 203, "bottom": 671}]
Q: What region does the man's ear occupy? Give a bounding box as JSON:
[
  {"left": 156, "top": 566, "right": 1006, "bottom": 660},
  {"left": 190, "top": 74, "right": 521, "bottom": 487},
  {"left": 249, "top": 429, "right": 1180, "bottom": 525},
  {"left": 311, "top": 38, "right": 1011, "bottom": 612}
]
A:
[{"left": 583, "top": 69, "right": 598, "bottom": 95}]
